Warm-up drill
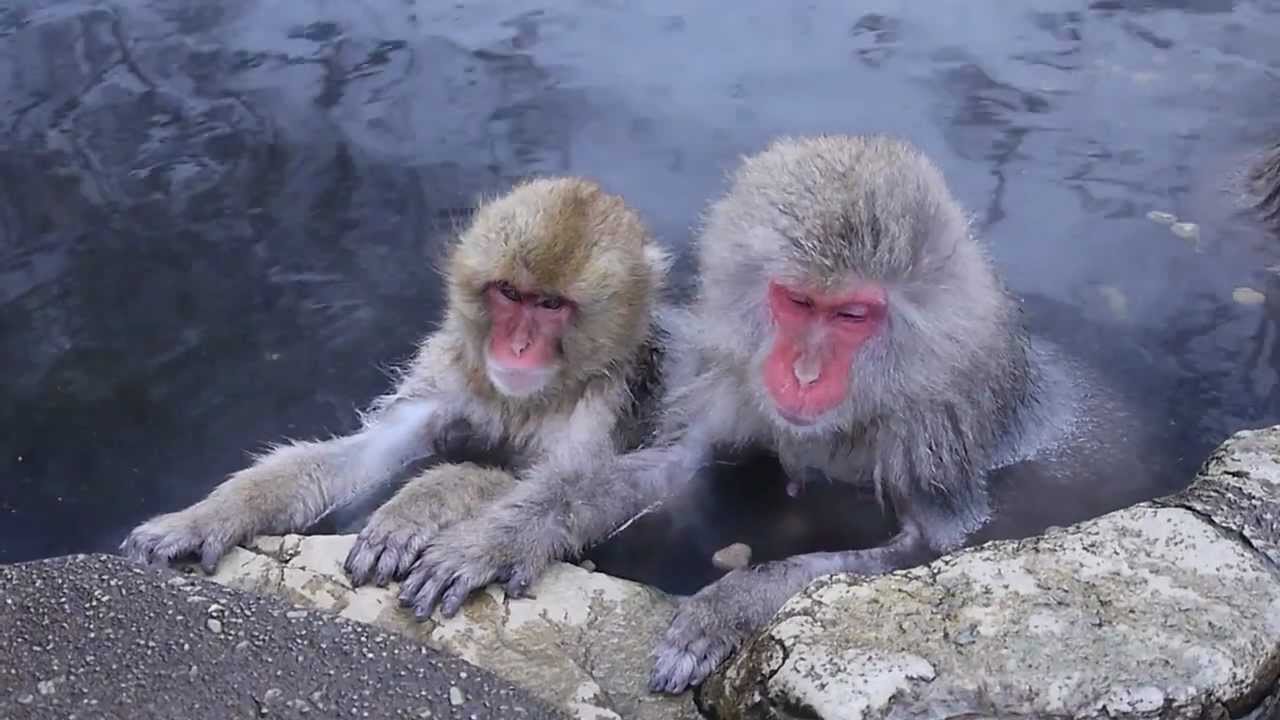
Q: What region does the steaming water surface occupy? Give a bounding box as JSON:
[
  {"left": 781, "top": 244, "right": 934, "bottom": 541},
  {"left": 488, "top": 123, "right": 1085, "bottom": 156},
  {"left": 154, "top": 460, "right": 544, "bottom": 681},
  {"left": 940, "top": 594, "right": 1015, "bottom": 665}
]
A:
[{"left": 1, "top": 0, "right": 1278, "bottom": 594}]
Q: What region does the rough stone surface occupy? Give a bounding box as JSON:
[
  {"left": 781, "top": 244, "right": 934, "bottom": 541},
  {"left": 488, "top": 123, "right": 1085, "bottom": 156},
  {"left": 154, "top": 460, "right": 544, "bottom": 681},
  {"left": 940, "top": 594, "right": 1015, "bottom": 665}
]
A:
[
  {"left": 699, "top": 426, "right": 1280, "bottom": 720},
  {"left": 200, "top": 535, "right": 697, "bottom": 720},
  {"left": 0, "top": 554, "right": 564, "bottom": 720}
]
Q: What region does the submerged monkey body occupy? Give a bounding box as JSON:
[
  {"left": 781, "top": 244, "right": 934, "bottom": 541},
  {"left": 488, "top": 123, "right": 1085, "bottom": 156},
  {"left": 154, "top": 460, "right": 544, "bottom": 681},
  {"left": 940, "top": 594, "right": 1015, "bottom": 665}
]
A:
[{"left": 121, "top": 176, "right": 677, "bottom": 589}]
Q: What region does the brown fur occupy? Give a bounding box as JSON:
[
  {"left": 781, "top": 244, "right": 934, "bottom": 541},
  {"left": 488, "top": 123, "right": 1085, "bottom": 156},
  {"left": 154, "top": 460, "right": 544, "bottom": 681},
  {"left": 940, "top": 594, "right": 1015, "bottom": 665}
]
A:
[
  {"left": 441, "top": 178, "right": 662, "bottom": 407},
  {"left": 120, "top": 177, "right": 676, "bottom": 587}
]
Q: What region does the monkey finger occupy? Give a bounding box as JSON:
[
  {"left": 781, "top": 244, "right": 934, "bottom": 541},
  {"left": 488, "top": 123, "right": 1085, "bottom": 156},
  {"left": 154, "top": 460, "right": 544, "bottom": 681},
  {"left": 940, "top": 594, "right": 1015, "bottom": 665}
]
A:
[
  {"left": 119, "top": 534, "right": 149, "bottom": 564},
  {"left": 440, "top": 570, "right": 490, "bottom": 618},
  {"left": 501, "top": 576, "right": 532, "bottom": 600},
  {"left": 648, "top": 646, "right": 698, "bottom": 695},
  {"left": 409, "top": 574, "right": 453, "bottom": 621},
  {"left": 199, "top": 538, "right": 228, "bottom": 575},
  {"left": 394, "top": 534, "right": 430, "bottom": 579},
  {"left": 372, "top": 545, "right": 404, "bottom": 587},
  {"left": 342, "top": 538, "right": 378, "bottom": 586},
  {"left": 397, "top": 564, "right": 428, "bottom": 606},
  {"left": 152, "top": 534, "right": 197, "bottom": 567},
  {"left": 398, "top": 551, "right": 444, "bottom": 605}
]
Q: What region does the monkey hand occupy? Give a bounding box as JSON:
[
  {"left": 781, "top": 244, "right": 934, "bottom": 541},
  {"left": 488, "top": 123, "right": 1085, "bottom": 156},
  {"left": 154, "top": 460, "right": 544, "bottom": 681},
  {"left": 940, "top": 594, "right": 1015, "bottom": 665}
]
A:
[
  {"left": 120, "top": 501, "right": 253, "bottom": 575},
  {"left": 344, "top": 505, "right": 438, "bottom": 588},
  {"left": 649, "top": 566, "right": 786, "bottom": 695},
  {"left": 396, "top": 515, "right": 553, "bottom": 621}
]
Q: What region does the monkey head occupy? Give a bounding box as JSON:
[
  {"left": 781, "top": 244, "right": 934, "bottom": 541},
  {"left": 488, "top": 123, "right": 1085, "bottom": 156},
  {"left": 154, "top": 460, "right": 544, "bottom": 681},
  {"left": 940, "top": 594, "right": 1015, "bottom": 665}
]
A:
[
  {"left": 444, "top": 177, "right": 669, "bottom": 400},
  {"left": 694, "top": 134, "right": 1012, "bottom": 434}
]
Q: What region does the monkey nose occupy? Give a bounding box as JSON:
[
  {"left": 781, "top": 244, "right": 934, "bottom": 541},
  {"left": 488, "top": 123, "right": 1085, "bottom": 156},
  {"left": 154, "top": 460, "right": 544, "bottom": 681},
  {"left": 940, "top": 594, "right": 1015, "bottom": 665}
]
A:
[{"left": 793, "top": 356, "right": 821, "bottom": 385}]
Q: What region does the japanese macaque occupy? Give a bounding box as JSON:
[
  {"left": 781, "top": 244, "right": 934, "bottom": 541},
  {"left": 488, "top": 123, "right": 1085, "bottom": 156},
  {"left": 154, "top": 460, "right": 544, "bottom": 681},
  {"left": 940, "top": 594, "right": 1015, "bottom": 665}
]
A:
[
  {"left": 120, "top": 177, "right": 674, "bottom": 585},
  {"left": 401, "top": 134, "right": 1096, "bottom": 694}
]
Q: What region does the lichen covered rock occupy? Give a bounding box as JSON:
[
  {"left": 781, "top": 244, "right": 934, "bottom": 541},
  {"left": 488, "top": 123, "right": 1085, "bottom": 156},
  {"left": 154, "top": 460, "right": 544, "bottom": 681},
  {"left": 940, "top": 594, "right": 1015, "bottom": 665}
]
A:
[
  {"left": 197, "top": 535, "right": 696, "bottom": 720},
  {"left": 699, "top": 426, "right": 1280, "bottom": 720}
]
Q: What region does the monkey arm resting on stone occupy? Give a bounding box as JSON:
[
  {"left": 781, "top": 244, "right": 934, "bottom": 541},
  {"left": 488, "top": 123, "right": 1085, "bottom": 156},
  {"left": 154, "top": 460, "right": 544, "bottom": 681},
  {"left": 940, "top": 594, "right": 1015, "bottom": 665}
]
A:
[
  {"left": 396, "top": 424, "right": 716, "bottom": 620},
  {"left": 344, "top": 462, "right": 518, "bottom": 588},
  {"left": 649, "top": 451, "right": 990, "bottom": 694},
  {"left": 395, "top": 367, "right": 744, "bottom": 620}
]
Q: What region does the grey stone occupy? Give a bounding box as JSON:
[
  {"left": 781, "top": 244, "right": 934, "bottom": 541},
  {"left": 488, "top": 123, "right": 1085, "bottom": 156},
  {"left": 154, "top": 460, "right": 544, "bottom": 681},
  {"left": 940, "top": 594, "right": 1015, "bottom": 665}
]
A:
[
  {"left": 712, "top": 543, "right": 753, "bottom": 571},
  {"left": 700, "top": 425, "right": 1280, "bottom": 720},
  {"left": 201, "top": 534, "right": 698, "bottom": 720},
  {"left": 0, "top": 553, "right": 564, "bottom": 720}
]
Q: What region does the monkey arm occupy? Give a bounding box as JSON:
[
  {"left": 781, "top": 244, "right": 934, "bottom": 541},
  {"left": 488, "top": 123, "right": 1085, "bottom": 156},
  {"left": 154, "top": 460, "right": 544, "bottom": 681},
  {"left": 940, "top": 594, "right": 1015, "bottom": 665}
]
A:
[
  {"left": 396, "top": 412, "right": 720, "bottom": 621},
  {"left": 648, "top": 474, "right": 987, "bottom": 695},
  {"left": 648, "top": 518, "right": 940, "bottom": 695},
  {"left": 344, "top": 462, "right": 518, "bottom": 587},
  {"left": 121, "top": 397, "right": 450, "bottom": 573}
]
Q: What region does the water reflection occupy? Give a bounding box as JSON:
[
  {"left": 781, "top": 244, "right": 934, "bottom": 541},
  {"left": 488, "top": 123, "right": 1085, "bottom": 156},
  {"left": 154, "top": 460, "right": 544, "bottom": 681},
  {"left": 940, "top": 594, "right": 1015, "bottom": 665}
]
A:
[{"left": 1, "top": 0, "right": 1277, "bottom": 594}]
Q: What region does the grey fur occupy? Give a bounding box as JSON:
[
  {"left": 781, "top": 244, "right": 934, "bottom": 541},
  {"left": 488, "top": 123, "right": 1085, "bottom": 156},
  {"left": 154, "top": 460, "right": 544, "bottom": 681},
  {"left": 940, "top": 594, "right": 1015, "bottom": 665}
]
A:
[{"left": 642, "top": 134, "right": 1066, "bottom": 693}]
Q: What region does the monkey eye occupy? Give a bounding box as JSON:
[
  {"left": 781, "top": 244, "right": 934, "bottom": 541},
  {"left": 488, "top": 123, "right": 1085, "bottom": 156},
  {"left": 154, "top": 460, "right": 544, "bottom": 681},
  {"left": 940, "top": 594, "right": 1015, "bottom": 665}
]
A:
[
  {"left": 538, "top": 296, "right": 565, "bottom": 310},
  {"left": 786, "top": 292, "right": 814, "bottom": 310},
  {"left": 495, "top": 281, "right": 521, "bottom": 302},
  {"left": 836, "top": 304, "right": 871, "bottom": 322}
]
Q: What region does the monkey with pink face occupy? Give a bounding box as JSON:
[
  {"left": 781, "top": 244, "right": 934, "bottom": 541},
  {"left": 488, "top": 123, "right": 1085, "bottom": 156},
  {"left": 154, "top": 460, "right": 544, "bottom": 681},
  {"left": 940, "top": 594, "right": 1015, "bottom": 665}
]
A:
[
  {"left": 397, "top": 134, "right": 1108, "bottom": 693},
  {"left": 122, "top": 177, "right": 676, "bottom": 589}
]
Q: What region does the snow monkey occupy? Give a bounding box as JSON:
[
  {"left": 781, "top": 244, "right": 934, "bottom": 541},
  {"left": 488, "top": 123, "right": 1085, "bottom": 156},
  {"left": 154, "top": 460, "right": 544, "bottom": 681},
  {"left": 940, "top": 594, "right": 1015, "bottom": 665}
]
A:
[
  {"left": 121, "top": 177, "right": 675, "bottom": 586},
  {"left": 401, "top": 134, "right": 1093, "bottom": 694}
]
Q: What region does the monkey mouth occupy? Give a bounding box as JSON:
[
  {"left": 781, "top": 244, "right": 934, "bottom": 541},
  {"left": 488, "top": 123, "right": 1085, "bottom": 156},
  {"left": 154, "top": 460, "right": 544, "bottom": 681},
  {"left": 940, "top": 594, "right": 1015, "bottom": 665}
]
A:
[{"left": 485, "top": 358, "right": 556, "bottom": 398}]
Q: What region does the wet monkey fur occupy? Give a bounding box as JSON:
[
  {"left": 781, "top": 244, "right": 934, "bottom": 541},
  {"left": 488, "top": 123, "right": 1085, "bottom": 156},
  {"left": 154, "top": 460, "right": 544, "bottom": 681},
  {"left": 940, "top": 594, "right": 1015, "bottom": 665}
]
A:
[
  {"left": 121, "top": 177, "right": 675, "bottom": 586},
  {"left": 405, "top": 134, "right": 1104, "bottom": 694}
]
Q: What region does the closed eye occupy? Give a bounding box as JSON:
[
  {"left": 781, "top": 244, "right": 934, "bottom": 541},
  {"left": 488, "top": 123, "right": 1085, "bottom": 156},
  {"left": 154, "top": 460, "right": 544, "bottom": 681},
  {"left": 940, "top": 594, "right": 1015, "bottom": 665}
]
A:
[
  {"left": 835, "top": 304, "right": 870, "bottom": 321},
  {"left": 787, "top": 293, "right": 814, "bottom": 309}
]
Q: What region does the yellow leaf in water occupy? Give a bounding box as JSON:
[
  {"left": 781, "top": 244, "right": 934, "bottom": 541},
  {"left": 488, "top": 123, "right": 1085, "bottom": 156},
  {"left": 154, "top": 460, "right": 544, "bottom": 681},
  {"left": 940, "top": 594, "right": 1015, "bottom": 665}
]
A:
[
  {"left": 1232, "top": 287, "right": 1266, "bottom": 305},
  {"left": 1170, "top": 222, "right": 1200, "bottom": 240}
]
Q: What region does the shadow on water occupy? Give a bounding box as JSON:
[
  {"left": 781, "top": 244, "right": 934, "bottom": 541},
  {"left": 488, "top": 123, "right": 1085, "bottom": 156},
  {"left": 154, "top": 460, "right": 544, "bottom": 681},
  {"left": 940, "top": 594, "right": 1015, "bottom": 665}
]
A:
[{"left": 1, "top": 0, "right": 1278, "bottom": 595}]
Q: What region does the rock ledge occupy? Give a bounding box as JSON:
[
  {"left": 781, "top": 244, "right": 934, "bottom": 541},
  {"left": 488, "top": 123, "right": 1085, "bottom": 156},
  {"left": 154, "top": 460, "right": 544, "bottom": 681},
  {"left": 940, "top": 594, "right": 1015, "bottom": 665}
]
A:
[
  {"left": 698, "top": 426, "right": 1280, "bottom": 720},
  {"left": 201, "top": 534, "right": 696, "bottom": 720}
]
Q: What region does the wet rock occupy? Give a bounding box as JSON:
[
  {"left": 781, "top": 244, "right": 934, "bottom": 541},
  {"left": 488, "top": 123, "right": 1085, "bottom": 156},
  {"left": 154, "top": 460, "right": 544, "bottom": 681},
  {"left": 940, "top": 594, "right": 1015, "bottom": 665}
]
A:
[
  {"left": 699, "top": 425, "right": 1280, "bottom": 720},
  {"left": 1169, "top": 221, "right": 1203, "bottom": 251},
  {"left": 1233, "top": 286, "right": 1267, "bottom": 306},
  {"left": 200, "top": 535, "right": 696, "bottom": 720},
  {"left": 711, "top": 542, "right": 752, "bottom": 571}
]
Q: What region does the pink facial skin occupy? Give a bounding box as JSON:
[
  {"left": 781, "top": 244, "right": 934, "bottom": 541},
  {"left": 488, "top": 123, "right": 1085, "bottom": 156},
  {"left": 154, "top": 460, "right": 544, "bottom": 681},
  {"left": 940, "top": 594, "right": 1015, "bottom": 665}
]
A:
[
  {"left": 485, "top": 281, "right": 573, "bottom": 372},
  {"left": 761, "top": 280, "right": 886, "bottom": 425}
]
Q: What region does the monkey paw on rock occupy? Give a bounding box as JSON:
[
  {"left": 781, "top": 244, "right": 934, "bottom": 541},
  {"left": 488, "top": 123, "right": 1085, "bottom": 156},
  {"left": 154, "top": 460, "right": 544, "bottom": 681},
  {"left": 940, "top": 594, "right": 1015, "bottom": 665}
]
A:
[
  {"left": 343, "top": 511, "right": 440, "bottom": 588},
  {"left": 120, "top": 505, "right": 251, "bottom": 575},
  {"left": 397, "top": 519, "right": 549, "bottom": 620},
  {"left": 649, "top": 568, "right": 774, "bottom": 695}
]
